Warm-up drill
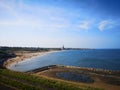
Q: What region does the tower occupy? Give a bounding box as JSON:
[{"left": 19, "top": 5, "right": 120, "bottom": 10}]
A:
[{"left": 62, "top": 45, "right": 65, "bottom": 50}]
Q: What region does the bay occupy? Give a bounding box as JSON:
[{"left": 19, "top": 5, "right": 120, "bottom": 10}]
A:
[{"left": 8, "top": 49, "right": 120, "bottom": 72}]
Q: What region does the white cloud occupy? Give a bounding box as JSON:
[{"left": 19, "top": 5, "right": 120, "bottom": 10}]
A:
[
  {"left": 77, "top": 21, "right": 89, "bottom": 30},
  {"left": 98, "top": 20, "right": 113, "bottom": 31},
  {"left": 0, "top": 1, "right": 84, "bottom": 30},
  {"left": 0, "top": 0, "right": 72, "bottom": 31}
]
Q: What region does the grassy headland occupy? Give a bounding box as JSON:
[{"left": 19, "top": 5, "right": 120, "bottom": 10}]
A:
[{"left": 0, "top": 68, "right": 103, "bottom": 90}]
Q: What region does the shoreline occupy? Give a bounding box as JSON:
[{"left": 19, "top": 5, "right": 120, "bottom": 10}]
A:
[
  {"left": 3, "top": 49, "right": 120, "bottom": 73},
  {"left": 3, "top": 50, "right": 61, "bottom": 69}
]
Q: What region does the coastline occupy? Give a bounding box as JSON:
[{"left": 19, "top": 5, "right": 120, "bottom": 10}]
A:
[
  {"left": 4, "top": 49, "right": 120, "bottom": 72},
  {"left": 3, "top": 50, "right": 60, "bottom": 69},
  {"left": 1, "top": 49, "right": 120, "bottom": 90}
]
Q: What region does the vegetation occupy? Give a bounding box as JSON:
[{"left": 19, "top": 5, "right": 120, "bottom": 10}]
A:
[
  {"left": 0, "top": 46, "right": 61, "bottom": 52},
  {"left": 0, "top": 69, "right": 102, "bottom": 90}
]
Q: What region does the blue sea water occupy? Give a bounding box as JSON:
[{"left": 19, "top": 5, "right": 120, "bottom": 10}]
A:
[{"left": 8, "top": 49, "right": 120, "bottom": 72}]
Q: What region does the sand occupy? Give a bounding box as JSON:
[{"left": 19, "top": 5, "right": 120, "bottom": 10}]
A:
[{"left": 3, "top": 50, "right": 59, "bottom": 69}]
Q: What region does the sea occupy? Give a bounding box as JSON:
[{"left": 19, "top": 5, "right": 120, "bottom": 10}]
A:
[{"left": 8, "top": 49, "right": 120, "bottom": 72}]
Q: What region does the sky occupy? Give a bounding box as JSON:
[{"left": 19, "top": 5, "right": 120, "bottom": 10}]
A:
[{"left": 0, "top": 0, "right": 120, "bottom": 48}]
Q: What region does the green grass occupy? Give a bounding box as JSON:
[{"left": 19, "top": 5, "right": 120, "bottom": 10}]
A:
[{"left": 0, "top": 69, "right": 103, "bottom": 90}]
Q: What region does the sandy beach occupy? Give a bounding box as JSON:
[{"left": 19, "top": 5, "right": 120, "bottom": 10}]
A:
[{"left": 3, "top": 50, "right": 59, "bottom": 69}]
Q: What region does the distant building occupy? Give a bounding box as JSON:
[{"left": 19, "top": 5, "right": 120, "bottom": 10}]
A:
[{"left": 61, "top": 45, "right": 65, "bottom": 50}]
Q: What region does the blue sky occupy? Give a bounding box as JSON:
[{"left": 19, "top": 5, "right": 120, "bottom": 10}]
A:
[{"left": 0, "top": 0, "right": 120, "bottom": 48}]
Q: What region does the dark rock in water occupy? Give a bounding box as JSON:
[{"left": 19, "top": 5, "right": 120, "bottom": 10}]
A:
[{"left": 56, "top": 72, "right": 94, "bottom": 83}]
